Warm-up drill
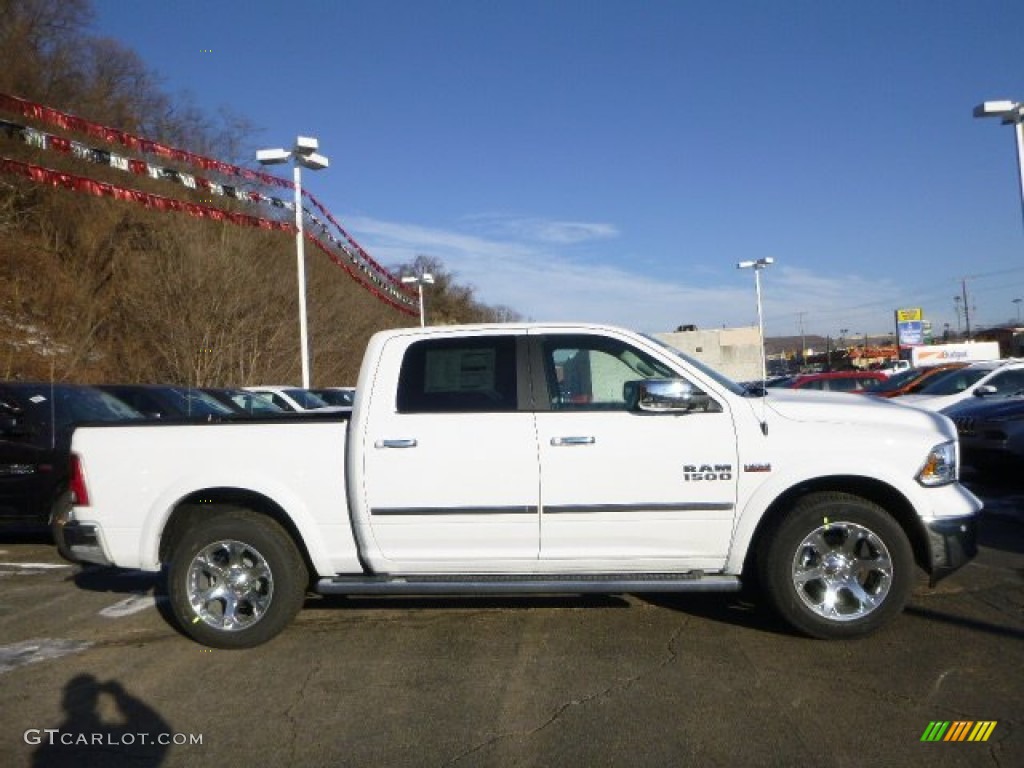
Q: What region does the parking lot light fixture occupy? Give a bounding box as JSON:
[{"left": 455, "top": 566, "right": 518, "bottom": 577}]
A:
[
  {"left": 974, "top": 100, "right": 1024, "bottom": 231},
  {"left": 737, "top": 257, "right": 773, "bottom": 382},
  {"left": 257, "top": 136, "right": 330, "bottom": 389},
  {"left": 401, "top": 273, "right": 435, "bottom": 327}
]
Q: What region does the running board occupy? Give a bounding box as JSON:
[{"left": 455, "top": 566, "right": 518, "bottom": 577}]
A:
[{"left": 315, "top": 572, "right": 741, "bottom": 596}]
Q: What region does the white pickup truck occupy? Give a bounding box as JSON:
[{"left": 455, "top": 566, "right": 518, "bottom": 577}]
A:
[{"left": 54, "top": 324, "right": 981, "bottom": 648}]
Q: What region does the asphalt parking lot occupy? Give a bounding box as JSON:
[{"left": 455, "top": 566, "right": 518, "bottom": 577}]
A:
[{"left": 0, "top": 478, "right": 1021, "bottom": 768}]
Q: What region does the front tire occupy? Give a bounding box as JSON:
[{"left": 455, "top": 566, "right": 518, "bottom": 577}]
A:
[
  {"left": 167, "top": 508, "right": 307, "bottom": 648},
  {"left": 758, "top": 492, "right": 914, "bottom": 639}
]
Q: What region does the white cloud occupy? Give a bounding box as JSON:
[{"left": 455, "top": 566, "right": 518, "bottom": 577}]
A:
[
  {"left": 460, "top": 213, "right": 620, "bottom": 244},
  {"left": 344, "top": 215, "right": 903, "bottom": 335},
  {"left": 765, "top": 266, "right": 904, "bottom": 337}
]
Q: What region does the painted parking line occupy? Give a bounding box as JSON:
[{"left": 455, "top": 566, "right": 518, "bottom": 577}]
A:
[
  {"left": 99, "top": 593, "right": 166, "bottom": 618},
  {"left": 0, "top": 562, "right": 72, "bottom": 569},
  {"left": 0, "top": 562, "right": 73, "bottom": 577},
  {"left": 0, "top": 639, "right": 93, "bottom": 675}
]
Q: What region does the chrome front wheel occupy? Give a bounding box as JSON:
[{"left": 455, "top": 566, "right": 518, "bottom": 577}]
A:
[
  {"left": 790, "top": 521, "right": 893, "bottom": 622},
  {"left": 760, "top": 492, "right": 914, "bottom": 639}
]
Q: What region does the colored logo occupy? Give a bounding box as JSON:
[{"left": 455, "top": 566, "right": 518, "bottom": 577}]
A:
[{"left": 921, "top": 721, "right": 997, "bottom": 742}]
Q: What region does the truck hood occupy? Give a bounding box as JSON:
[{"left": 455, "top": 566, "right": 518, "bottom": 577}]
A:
[{"left": 762, "top": 389, "right": 954, "bottom": 437}]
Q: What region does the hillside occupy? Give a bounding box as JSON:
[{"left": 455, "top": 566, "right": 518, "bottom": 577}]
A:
[{"left": 0, "top": 0, "right": 515, "bottom": 387}]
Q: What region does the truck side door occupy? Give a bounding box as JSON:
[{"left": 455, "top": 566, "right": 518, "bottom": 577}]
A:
[
  {"left": 531, "top": 332, "right": 738, "bottom": 569},
  {"left": 359, "top": 333, "right": 541, "bottom": 565}
]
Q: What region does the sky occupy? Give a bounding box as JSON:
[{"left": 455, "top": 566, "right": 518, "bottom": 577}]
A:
[{"left": 89, "top": 0, "right": 1024, "bottom": 338}]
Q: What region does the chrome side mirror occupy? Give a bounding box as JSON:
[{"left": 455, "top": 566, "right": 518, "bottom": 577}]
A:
[{"left": 624, "top": 379, "right": 720, "bottom": 413}]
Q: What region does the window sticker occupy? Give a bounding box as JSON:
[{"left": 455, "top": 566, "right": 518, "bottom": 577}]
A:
[{"left": 424, "top": 349, "right": 496, "bottom": 393}]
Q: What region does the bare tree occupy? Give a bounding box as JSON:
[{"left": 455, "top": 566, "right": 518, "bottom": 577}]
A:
[{"left": 392, "top": 255, "right": 523, "bottom": 326}]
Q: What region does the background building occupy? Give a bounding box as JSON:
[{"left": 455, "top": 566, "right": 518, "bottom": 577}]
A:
[{"left": 655, "top": 326, "right": 762, "bottom": 382}]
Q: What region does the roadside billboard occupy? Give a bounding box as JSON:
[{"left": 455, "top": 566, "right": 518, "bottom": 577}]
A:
[{"left": 895, "top": 308, "right": 924, "bottom": 347}]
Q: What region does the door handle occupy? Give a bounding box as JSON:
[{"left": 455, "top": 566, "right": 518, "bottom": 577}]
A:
[
  {"left": 375, "top": 438, "right": 418, "bottom": 449},
  {"left": 550, "top": 436, "right": 596, "bottom": 446}
]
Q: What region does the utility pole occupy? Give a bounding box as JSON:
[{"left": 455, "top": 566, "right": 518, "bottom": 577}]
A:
[
  {"left": 797, "top": 312, "right": 807, "bottom": 371},
  {"left": 961, "top": 279, "right": 972, "bottom": 340}
]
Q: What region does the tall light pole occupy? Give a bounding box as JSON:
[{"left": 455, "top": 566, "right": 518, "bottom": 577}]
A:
[
  {"left": 1014, "top": 297, "right": 1022, "bottom": 324},
  {"left": 973, "top": 100, "right": 1024, "bottom": 231},
  {"left": 257, "top": 136, "right": 329, "bottom": 389},
  {"left": 737, "top": 257, "right": 773, "bottom": 381},
  {"left": 401, "top": 273, "right": 435, "bottom": 327}
]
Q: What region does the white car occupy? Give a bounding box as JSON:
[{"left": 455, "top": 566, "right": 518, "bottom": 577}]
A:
[
  {"left": 242, "top": 386, "right": 348, "bottom": 413},
  {"left": 897, "top": 359, "right": 1024, "bottom": 412}
]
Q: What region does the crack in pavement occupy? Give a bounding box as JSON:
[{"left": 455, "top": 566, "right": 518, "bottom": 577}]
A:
[
  {"left": 441, "top": 621, "right": 687, "bottom": 767},
  {"left": 283, "top": 654, "right": 323, "bottom": 764}
]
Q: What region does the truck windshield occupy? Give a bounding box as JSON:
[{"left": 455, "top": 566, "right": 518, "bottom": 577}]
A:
[
  {"left": 283, "top": 389, "right": 331, "bottom": 409},
  {"left": 166, "top": 388, "right": 236, "bottom": 417},
  {"left": 641, "top": 334, "right": 746, "bottom": 396}
]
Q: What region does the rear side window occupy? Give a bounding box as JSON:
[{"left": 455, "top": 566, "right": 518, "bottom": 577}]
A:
[
  {"left": 397, "top": 337, "right": 517, "bottom": 413},
  {"left": 827, "top": 378, "right": 861, "bottom": 392}
]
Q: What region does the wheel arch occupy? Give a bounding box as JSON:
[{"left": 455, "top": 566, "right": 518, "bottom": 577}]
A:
[
  {"left": 738, "top": 475, "right": 931, "bottom": 580},
  {"left": 158, "top": 487, "right": 316, "bottom": 587}
]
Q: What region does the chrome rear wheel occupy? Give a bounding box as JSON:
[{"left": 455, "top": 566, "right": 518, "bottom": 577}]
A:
[
  {"left": 186, "top": 539, "right": 275, "bottom": 632},
  {"left": 168, "top": 507, "right": 306, "bottom": 648}
]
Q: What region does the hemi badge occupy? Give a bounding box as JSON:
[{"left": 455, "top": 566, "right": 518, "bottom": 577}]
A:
[{"left": 743, "top": 463, "right": 772, "bottom": 473}]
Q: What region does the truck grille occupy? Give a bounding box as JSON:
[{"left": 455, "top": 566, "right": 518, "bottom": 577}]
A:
[{"left": 952, "top": 416, "right": 975, "bottom": 435}]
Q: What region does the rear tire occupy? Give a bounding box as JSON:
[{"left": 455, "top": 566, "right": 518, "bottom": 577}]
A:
[
  {"left": 167, "top": 508, "right": 307, "bottom": 648},
  {"left": 758, "top": 492, "right": 914, "bottom": 639}
]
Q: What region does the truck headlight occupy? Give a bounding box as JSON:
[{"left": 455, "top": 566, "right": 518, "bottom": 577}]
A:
[{"left": 917, "top": 441, "right": 957, "bottom": 487}]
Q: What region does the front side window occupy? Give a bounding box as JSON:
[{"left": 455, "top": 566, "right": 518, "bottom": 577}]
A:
[
  {"left": 917, "top": 368, "right": 993, "bottom": 396},
  {"left": 542, "top": 334, "right": 690, "bottom": 410},
  {"left": 397, "top": 336, "right": 518, "bottom": 413},
  {"left": 985, "top": 368, "right": 1024, "bottom": 395}
]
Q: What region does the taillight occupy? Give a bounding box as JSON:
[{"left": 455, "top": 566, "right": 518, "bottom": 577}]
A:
[{"left": 69, "top": 453, "right": 90, "bottom": 506}]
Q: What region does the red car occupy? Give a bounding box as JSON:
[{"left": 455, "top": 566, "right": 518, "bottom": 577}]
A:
[
  {"left": 788, "top": 371, "right": 888, "bottom": 392},
  {"left": 869, "top": 363, "right": 968, "bottom": 398}
]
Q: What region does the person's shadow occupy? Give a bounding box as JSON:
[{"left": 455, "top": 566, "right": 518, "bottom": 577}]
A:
[{"left": 32, "top": 674, "right": 173, "bottom": 767}]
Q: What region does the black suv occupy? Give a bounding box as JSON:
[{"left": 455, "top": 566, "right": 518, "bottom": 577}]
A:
[{"left": 0, "top": 383, "right": 141, "bottom": 527}]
